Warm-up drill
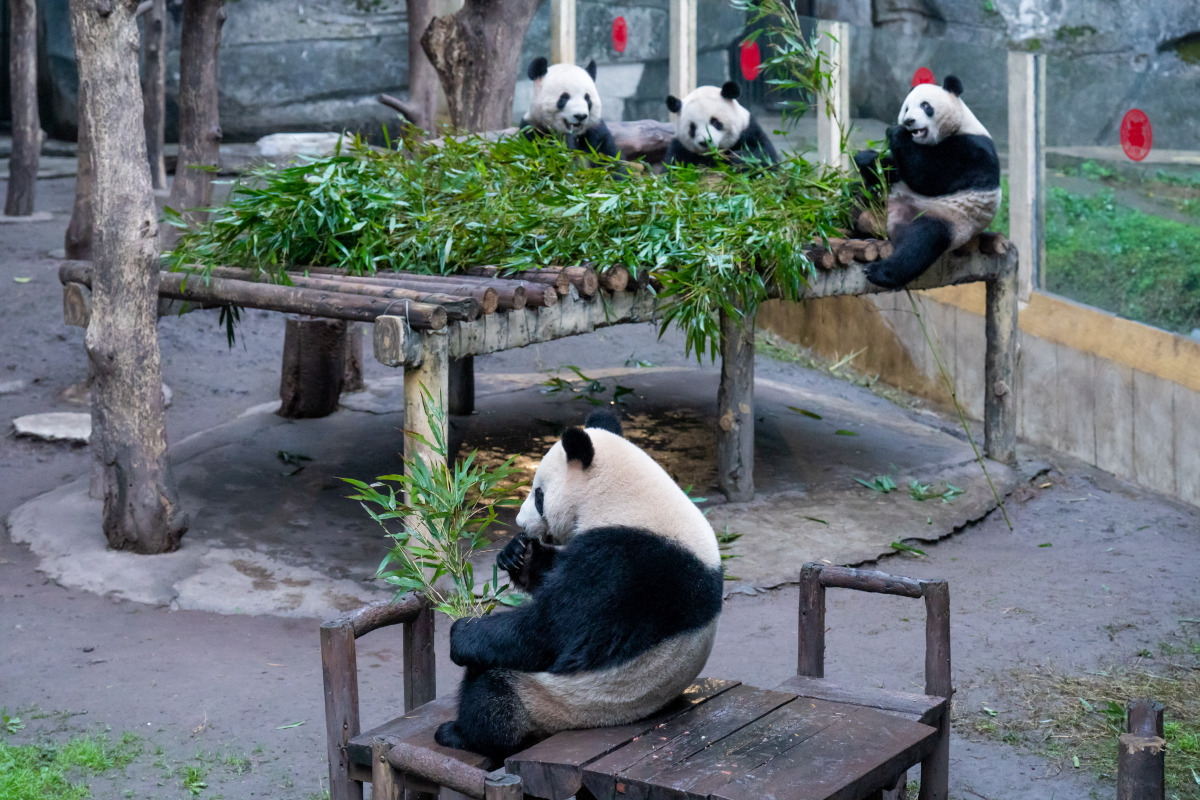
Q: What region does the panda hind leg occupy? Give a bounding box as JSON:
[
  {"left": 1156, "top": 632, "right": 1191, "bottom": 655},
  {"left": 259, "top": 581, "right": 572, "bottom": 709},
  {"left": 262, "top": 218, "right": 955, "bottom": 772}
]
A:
[
  {"left": 866, "top": 216, "right": 953, "bottom": 290},
  {"left": 435, "top": 669, "right": 537, "bottom": 761}
]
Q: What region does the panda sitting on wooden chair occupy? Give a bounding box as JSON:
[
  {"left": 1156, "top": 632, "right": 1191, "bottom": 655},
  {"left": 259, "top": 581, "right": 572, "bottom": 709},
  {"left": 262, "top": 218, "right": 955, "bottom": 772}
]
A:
[
  {"left": 435, "top": 409, "right": 723, "bottom": 760},
  {"left": 853, "top": 75, "right": 1001, "bottom": 289}
]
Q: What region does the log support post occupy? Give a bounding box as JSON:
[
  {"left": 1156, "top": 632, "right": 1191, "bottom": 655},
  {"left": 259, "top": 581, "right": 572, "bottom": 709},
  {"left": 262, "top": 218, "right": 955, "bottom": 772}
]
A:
[
  {"left": 485, "top": 774, "right": 524, "bottom": 799},
  {"left": 796, "top": 563, "right": 826, "bottom": 678},
  {"left": 371, "top": 739, "right": 403, "bottom": 800},
  {"left": 403, "top": 604, "right": 437, "bottom": 712},
  {"left": 1118, "top": 699, "right": 1165, "bottom": 800},
  {"left": 279, "top": 316, "right": 347, "bottom": 419},
  {"left": 717, "top": 306, "right": 755, "bottom": 501},
  {"left": 448, "top": 356, "right": 475, "bottom": 415},
  {"left": 5, "top": 0, "right": 42, "bottom": 217},
  {"left": 320, "top": 621, "right": 365, "bottom": 800},
  {"left": 984, "top": 251, "right": 1018, "bottom": 466},
  {"left": 403, "top": 331, "right": 449, "bottom": 467},
  {"left": 1007, "top": 50, "right": 1045, "bottom": 300},
  {"left": 816, "top": 20, "right": 850, "bottom": 172},
  {"left": 343, "top": 322, "right": 366, "bottom": 394}
]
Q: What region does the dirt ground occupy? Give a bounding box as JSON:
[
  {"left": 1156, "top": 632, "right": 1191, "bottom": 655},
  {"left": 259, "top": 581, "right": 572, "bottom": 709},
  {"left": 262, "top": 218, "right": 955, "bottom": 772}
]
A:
[{"left": 3, "top": 175, "right": 1200, "bottom": 800}]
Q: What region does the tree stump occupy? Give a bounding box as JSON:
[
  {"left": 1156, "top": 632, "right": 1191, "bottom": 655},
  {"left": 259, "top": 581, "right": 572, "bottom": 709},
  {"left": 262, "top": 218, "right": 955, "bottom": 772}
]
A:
[
  {"left": 342, "top": 322, "right": 366, "bottom": 394},
  {"left": 1118, "top": 699, "right": 1165, "bottom": 800},
  {"left": 279, "top": 316, "right": 347, "bottom": 419},
  {"left": 5, "top": 0, "right": 42, "bottom": 217}
]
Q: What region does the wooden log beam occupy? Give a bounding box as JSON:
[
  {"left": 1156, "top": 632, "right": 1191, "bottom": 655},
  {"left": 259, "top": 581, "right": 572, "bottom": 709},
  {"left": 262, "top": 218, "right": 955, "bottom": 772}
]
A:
[
  {"left": 59, "top": 262, "right": 449, "bottom": 329},
  {"left": 324, "top": 593, "right": 426, "bottom": 638},
  {"left": 377, "top": 93, "right": 421, "bottom": 126},
  {"left": 563, "top": 266, "right": 600, "bottom": 298},
  {"left": 598, "top": 266, "right": 630, "bottom": 293},
  {"left": 302, "top": 268, "right": 510, "bottom": 313},
  {"left": 206, "top": 267, "right": 482, "bottom": 321},
  {"left": 465, "top": 266, "right": 569, "bottom": 295}
]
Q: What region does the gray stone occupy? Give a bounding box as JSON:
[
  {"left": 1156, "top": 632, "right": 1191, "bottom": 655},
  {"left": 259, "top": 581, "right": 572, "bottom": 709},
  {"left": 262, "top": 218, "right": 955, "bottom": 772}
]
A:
[
  {"left": 12, "top": 412, "right": 91, "bottom": 444},
  {"left": 0, "top": 379, "right": 26, "bottom": 395}
]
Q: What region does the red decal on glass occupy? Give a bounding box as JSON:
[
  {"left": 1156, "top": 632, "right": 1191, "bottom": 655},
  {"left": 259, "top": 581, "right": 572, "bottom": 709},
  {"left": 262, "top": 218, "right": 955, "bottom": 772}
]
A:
[
  {"left": 612, "top": 16, "right": 628, "bottom": 53},
  {"left": 1120, "top": 109, "right": 1152, "bottom": 161},
  {"left": 740, "top": 41, "right": 761, "bottom": 82},
  {"left": 912, "top": 67, "right": 935, "bottom": 86}
]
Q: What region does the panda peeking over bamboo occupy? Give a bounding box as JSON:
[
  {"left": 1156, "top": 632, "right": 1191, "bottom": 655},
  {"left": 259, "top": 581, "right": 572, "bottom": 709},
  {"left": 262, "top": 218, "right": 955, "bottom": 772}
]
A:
[
  {"left": 853, "top": 75, "right": 1001, "bottom": 289},
  {"left": 434, "top": 409, "right": 723, "bottom": 760},
  {"left": 664, "top": 82, "right": 779, "bottom": 169}
]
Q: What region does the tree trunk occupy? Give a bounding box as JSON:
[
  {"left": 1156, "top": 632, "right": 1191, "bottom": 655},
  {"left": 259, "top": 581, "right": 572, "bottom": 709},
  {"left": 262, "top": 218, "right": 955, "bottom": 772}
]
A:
[
  {"left": 142, "top": 0, "right": 168, "bottom": 190},
  {"left": 69, "top": 0, "right": 189, "bottom": 553},
  {"left": 166, "top": 0, "right": 224, "bottom": 232},
  {"left": 65, "top": 82, "right": 94, "bottom": 260},
  {"left": 420, "top": 0, "right": 541, "bottom": 131},
  {"left": 405, "top": 0, "right": 438, "bottom": 132},
  {"left": 5, "top": 0, "right": 42, "bottom": 216}
]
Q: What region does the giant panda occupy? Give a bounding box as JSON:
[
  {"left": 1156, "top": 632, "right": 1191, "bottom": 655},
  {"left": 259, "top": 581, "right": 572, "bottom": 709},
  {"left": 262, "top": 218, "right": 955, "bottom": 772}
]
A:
[
  {"left": 853, "top": 75, "right": 1001, "bottom": 289},
  {"left": 434, "top": 409, "right": 723, "bottom": 760},
  {"left": 664, "top": 82, "right": 779, "bottom": 168},
  {"left": 521, "top": 57, "right": 619, "bottom": 159}
]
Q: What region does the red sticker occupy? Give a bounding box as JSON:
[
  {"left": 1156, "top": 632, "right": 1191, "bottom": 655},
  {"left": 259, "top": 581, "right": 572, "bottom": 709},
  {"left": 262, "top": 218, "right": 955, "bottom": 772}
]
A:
[
  {"left": 912, "top": 67, "right": 935, "bottom": 87},
  {"left": 1120, "top": 109, "right": 1152, "bottom": 161},
  {"left": 612, "top": 16, "right": 627, "bottom": 53},
  {"left": 740, "top": 41, "right": 761, "bottom": 82}
]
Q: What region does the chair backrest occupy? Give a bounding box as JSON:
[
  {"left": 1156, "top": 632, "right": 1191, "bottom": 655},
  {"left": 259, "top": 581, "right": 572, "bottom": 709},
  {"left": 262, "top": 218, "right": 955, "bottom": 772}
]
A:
[{"left": 797, "top": 562, "right": 951, "bottom": 700}]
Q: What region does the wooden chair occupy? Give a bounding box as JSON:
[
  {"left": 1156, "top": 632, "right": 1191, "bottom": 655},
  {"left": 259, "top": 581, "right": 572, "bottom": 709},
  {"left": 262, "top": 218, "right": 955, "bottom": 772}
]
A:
[{"left": 321, "top": 563, "right": 952, "bottom": 800}]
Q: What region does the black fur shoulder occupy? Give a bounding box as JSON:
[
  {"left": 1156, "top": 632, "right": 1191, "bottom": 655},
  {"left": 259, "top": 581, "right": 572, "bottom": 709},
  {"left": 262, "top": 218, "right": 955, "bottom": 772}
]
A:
[
  {"left": 888, "top": 125, "right": 1000, "bottom": 197},
  {"left": 571, "top": 120, "right": 619, "bottom": 159},
  {"left": 731, "top": 117, "right": 779, "bottom": 165}
]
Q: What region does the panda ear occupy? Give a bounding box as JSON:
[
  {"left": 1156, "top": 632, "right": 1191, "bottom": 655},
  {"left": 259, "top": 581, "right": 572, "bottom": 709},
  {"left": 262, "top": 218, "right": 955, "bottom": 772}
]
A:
[
  {"left": 528, "top": 57, "right": 549, "bottom": 81},
  {"left": 561, "top": 427, "right": 595, "bottom": 469},
  {"left": 585, "top": 60, "right": 598, "bottom": 81},
  {"left": 584, "top": 408, "right": 622, "bottom": 437},
  {"left": 942, "top": 75, "right": 964, "bottom": 96},
  {"left": 720, "top": 81, "right": 740, "bottom": 100},
  {"left": 666, "top": 95, "right": 682, "bottom": 114}
]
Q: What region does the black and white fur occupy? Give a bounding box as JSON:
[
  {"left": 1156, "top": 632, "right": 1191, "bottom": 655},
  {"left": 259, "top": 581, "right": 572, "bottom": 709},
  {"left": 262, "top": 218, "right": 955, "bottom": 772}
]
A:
[
  {"left": 434, "top": 410, "right": 723, "bottom": 760},
  {"left": 521, "top": 57, "right": 619, "bottom": 159},
  {"left": 854, "top": 76, "right": 1001, "bottom": 289},
  {"left": 664, "top": 82, "right": 779, "bottom": 168}
]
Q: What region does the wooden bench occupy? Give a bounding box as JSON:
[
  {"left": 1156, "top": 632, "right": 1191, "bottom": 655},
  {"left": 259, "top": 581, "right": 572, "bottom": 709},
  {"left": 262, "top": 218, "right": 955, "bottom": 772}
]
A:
[{"left": 320, "top": 563, "right": 953, "bottom": 800}]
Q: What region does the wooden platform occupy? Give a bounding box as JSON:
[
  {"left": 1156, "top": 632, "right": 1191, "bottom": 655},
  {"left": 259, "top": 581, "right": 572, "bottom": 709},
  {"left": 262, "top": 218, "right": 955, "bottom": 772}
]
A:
[{"left": 58, "top": 233, "right": 1018, "bottom": 500}]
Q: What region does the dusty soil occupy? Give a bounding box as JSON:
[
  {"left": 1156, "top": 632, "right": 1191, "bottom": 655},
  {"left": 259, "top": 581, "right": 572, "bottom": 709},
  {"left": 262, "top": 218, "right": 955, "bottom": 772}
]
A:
[{"left": 2, "top": 176, "right": 1200, "bottom": 800}]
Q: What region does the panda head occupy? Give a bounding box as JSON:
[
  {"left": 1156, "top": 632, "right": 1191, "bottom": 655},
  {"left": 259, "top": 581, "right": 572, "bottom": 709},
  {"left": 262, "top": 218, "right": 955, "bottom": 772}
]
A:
[
  {"left": 665, "top": 82, "right": 751, "bottom": 155},
  {"left": 525, "top": 57, "right": 603, "bottom": 136},
  {"left": 897, "top": 75, "right": 988, "bottom": 145},
  {"left": 515, "top": 409, "right": 720, "bottom": 565}
]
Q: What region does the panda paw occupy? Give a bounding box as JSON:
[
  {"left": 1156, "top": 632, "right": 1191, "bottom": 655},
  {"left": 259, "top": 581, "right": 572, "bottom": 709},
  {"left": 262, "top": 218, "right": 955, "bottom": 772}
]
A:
[
  {"left": 497, "top": 534, "right": 533, "bottom": 582},
  {"left": 435, "top": 721, "right": 469, "bottom": 751}
]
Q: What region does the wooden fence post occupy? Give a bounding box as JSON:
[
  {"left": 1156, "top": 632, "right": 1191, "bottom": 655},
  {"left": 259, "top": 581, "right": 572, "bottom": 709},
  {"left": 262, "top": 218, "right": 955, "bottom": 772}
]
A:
[
  {"left": 321, "top": 621, "right": 364, "bottom": 800},
  {"left": 550, "top": 0, "right": 575, "bottom": 65},
  {"left": 816, "top": 20, "right": 850, "bottom": 172},
  {"left": 1118, "top": 699, "right": 1165, "bottom": 800},
  {"left": 669, "top": 0, "right": 696, "bottom": 101},
  {"left": 403, "top": 330, "right": 450, "bottom": 466},
  {"left": 1007, "top": 50, "right": 1045, "bottom": 301},
  {"left": 984, "top": 251, "right": 1018, "bottom": 465},
  {"left": 797, "top": 563, "right": 826, "bottom": 678}
]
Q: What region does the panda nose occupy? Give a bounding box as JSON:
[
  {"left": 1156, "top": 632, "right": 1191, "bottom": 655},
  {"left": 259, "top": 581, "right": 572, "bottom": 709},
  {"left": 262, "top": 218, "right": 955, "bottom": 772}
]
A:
[
  {"left": 573, "top": 113, "right": 588, "bottom": 123},
  {"left": 902, "top": 117, "right": 915, "bottom": 127}
]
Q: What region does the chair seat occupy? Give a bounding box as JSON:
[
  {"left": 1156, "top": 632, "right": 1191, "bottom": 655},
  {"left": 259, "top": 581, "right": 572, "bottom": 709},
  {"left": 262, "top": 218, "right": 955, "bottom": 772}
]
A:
[
  {"left": 505, "top": 677, "right": 938, "bottom": 800},
  {"left": 775, "top": 675, "right": 948, "bottom": 727},
  {"left": 348, "top": 695, "right": 497, "bottom": 774}
]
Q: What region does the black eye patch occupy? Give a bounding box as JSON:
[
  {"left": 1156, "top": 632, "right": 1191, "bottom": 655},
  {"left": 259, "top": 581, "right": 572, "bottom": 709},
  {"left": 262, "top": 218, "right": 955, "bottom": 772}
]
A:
[
  {"left": 689, "top": 122, "right": 697, "bottom": 138},
  {"left": 584, "top": 93, "right": 592, "bottom": 108},
  {"left": 557, "top": 93, "right": 570, "bottom": 110},
  {"left": 534, "top": 487, "right": 544, "bottom": 516},
  {"left": 710, "top": 117, "right": 724, "bottom": 131},
  {"left": 921, "top": 101, "right": 934, "bottom": 117}
]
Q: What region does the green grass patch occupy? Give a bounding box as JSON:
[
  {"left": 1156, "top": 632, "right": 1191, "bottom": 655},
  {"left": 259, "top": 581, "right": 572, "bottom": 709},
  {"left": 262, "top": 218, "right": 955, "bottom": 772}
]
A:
[
  {"left": 992, "top": 178, "right": 1200, "bottom": 334},
  {"left": 966, "top": 631, "right": 1200, "bottom": 799},
  {"left": 0, "top": 731, "right": 142, "bottom": 800}
]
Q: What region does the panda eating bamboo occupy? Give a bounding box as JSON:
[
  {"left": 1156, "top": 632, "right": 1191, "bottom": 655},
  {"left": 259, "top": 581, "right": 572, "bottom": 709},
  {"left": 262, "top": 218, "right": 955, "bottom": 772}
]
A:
[{"left": 434, "top": 409, "right": 724, "bottom": 760}]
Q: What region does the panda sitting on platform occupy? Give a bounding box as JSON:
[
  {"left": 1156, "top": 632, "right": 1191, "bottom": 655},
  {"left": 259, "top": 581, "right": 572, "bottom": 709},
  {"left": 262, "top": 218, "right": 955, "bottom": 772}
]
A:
[
  {"left": 434, "top": 409, "right": 723, "bottom": 760},
  {"left": 521, "top": 57, "right": 619, "bottom": 159},
  {"left": 853, "top": 75, "right": 1001, "bottom": 289},
  {"left": 664, "top": 82, "right": 779, "bottom": 168}
]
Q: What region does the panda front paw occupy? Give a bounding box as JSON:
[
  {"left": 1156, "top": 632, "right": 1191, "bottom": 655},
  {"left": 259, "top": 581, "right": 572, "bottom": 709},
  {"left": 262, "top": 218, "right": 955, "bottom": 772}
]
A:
[
  {"left": 435, "top": 721, "right": 469, "bottom": 751},
  {"left": 497, "top": 534, "right": 533, "bottom": 581}
]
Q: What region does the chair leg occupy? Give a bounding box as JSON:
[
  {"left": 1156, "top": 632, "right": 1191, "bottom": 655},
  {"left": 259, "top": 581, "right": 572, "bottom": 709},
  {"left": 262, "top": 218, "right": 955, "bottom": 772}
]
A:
[
  {"left": 917, "top": 719, "right": 949, "bottom": 800},
  {"left": 882, "top": 769, "right": 908, "bottom": 800},
  {"left": 371, "top": 739, "right": 402, "bottom": 800}
]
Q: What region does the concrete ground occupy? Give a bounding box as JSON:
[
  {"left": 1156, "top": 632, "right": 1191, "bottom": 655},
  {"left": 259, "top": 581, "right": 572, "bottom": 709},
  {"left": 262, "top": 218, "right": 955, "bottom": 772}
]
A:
[{"left": 2, "top": 176, "right": 1199, "bottom": 800}]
